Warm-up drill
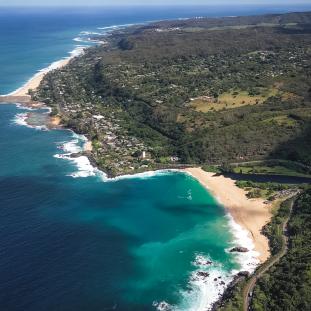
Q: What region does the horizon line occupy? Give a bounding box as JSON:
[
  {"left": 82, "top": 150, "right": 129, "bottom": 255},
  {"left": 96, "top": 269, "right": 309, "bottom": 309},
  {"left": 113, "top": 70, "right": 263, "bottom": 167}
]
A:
[{"left": 1, "top": 4, "right": 311, "bottom": 7}]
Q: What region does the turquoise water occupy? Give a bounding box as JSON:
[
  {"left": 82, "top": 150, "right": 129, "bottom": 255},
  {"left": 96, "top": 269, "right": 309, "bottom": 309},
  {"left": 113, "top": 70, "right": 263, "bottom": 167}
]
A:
[
  {"left": 0, "top": 104, "right": 243, "bottom": 310},
  {"left": 2, "top": 5, "right": 309, "bottom": 310}
]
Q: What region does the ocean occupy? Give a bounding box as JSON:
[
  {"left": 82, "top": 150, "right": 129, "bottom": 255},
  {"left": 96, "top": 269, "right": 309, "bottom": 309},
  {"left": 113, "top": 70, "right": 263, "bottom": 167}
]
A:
[{"left": 0, "top": 5, "right": 309, "bottom": 311}]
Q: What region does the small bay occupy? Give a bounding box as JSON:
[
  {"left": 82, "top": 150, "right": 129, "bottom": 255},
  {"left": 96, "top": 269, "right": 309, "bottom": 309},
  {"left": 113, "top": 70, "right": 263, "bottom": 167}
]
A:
[{"left": 1, "top": 6, "right": 300, "bottom": 310}]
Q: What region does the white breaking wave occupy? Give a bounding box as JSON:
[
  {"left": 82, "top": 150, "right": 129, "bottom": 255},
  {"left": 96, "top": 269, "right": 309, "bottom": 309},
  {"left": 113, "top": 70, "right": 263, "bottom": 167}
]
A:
[
  {"left": 54, "top": 133, "right": 105, "bottom": 179},
  {"left": 54, "top": 136, "right": 179, "bottom": 181},
  {"left": 15, "top": 103, "right": 36, "bottom": 111},
  {"left": 226, "top": 213, "right": 260, "bottom": 274},
  {"left": 12, "top": 112, "right": 48, "bottom": 131},
  {"left": 3, "top": 46, "right": 86, "bottom": 97},
  {"left": 80, "top": 31, "right": 102, "bottom": 35},
  {"left": 179, "top": 264, "right": 232, "bottom": 311},
  {"left": 7, "top": 19, "right": 261, "bottom": 311},
  {"left": 73, "top": 37, "right": 88, "bottom": 43},
  {"left": 97, "top": 22, "right": 141, "bottom": 31},
  {"left": 67, "top": 156, "right": 97, "bottom": 178},
  {"left": 69, "top": 46, "right": 87, "bottom": 57},
  {"left": 13, "top": 113, "right": 28, "bottom": 127},
  {"left": 99, "top": 169, "right": 180, "bottom": 183},
  {"left": 150, "top": 195, "right": 261, "bottom": 311},
  {"left": 175, "top": 231, "right": 259, "bottom": 311},
  {"left": 176, "top": 213, "right": 260, "bottom": 311}
]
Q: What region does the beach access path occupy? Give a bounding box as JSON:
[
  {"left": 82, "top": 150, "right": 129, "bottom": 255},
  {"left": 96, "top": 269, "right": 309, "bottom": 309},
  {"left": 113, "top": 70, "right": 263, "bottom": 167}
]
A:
[{"left": 243, "top": 196, "right": 295, "bottom": 311}]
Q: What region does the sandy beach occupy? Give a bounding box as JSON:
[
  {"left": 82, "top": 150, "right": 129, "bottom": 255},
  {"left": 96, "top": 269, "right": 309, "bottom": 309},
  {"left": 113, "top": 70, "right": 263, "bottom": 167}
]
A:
[
  {"left": 47, "top": 115, "right": 62, "bottom": 128},
  {"left": 9, "top": 58, "right": 70, "bottom": 97},
  {"left": 84, "top": 140, "right": 93, "bottom": 152},
  {"left": 184, "top": 167, "right": 272, "bottom": 262}
]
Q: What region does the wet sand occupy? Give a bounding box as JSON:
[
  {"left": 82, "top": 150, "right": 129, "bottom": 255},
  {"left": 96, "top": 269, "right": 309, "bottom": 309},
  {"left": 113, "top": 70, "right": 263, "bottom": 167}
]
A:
[{"left": 184, "top": 167, "right": 272, "bottom": 262}]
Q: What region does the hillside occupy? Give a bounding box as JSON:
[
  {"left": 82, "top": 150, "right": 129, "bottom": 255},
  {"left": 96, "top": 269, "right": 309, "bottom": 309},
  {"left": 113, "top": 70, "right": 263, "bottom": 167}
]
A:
[
  {"left": 215, "top": 190, "right": 311, "bottom": 311},
  {"left": 251, "top": 190, "right": 311, "bottom": 311},
  {"left": 33, "top": 11, "right": 311, "bottom": 176}
]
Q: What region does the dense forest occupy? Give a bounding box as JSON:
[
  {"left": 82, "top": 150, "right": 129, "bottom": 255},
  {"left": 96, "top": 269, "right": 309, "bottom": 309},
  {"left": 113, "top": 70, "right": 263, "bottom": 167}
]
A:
[
  {"left": 216, "top": 190, "right": 311, "bottom": 311},
  {"left": 33, "top": 11, "right": 311, "bottom": 175},
  {"left": 251, "top": 190, "right": 311, "bottom": 311}
]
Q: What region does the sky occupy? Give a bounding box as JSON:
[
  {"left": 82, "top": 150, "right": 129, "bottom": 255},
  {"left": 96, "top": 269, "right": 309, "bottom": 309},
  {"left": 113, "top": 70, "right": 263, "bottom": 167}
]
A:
[{"left": 1, "top": 0, "right": 311, "bottom": 6}]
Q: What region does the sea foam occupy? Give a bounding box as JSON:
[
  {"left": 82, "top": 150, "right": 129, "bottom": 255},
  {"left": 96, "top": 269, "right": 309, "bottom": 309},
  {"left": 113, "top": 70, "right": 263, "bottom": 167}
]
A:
[
  {"left": 226, "top": 213, "right": 260, "bottom": 273},
  {"left": 9, "top": 20, "right": 260, "bottom": 311},
  {"left": 180, "top": 266, "right": 232, "bottom": 311},
  {"left": 176, "top": 225, "right": 259, "bottom": 311},
  {"left": 177, "top": 213, "right": 260, "bottom": 311},
  {"left": 13, "top": 112, "right": 48, "bottom": 131},
  {"left": 4, "top": 46, "right": 86, "bottom": 97},
  {"left": 13, "top": 113, "right": 28, "bottom": 127},
  {"left": 15, "top": 115, "right": 260, "bottom": 311},
  {"left": 54, "top": 133, "right": 104, "bottom": 179},
  {"left": 54, "top": 135, "right": 260, "bottom": 309}
]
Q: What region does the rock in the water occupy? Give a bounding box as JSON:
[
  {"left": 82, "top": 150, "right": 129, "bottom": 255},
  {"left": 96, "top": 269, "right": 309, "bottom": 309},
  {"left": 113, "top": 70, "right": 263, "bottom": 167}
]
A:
[
  {"left": 197, "top": 271, "right": 210, "bottom": 278},
  {"left": 194, "top": 255, "right": 213, "bottom": 266},
  {"left": 153, "top": 301, "right": 172, "bottom": 311},
  {"left": 229, "top": 247, "right": 249, "bottom": 253},
  {"left": 237, "top": 271, "right": 250, "bottom": 277},
  {"left": 191, "top": 270, "right": 210, "bottom": 282}
]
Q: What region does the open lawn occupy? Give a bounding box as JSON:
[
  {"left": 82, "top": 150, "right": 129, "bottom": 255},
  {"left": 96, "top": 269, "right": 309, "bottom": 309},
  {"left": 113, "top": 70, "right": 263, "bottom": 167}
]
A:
[{"left": 190, "top": 88, "right": 279, "bottom": 112}]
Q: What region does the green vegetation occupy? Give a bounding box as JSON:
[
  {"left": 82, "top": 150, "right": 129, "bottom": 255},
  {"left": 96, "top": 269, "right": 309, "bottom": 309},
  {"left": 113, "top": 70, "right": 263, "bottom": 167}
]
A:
[
  {"left": 217, "top": 280, "right": 246, "bottom": 311},
  {"left": 190, "top": 87, "right": 279, "bottom": 113},
  {"left": 217, "top": 192, "right": 311, "bottom": 311},
  {"left": 236, "top": 180, "right": 297, "bottom": 199},
  {"left": 232, "top": 160, "right": 311, "bottom": 177},
  {"left": 251, "top": 190, "right": 311, "bottom": 311},
  {"left": 262, "top": 198, "right": 293, "bottom": 255},
  {"left": 30, "top": 10, "right": 311, "bottom": 308},
  {"left": 33, "top": 11, "right": 311, "bottom": 176}
]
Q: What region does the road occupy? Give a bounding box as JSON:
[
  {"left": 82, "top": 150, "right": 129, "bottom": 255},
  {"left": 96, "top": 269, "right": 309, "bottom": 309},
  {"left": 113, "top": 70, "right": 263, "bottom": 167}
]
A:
[{"left": 243, "top": 198, "right": 295, "bottom": 311}]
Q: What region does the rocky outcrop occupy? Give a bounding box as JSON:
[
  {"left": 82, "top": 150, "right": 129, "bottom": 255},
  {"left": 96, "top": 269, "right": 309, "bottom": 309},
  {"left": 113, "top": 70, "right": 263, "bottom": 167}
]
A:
[
  {"left": 194, "top": 255, "right": 213, "bottom": 266},
  {"left": 191, "top": 271, "right": 210, "bottom": 282},
  {"left": 211, "top": 271, "right": 250, "bottom": 311},
  {"left": 230, "top": 247, "right": 249, "bottom": 253}
]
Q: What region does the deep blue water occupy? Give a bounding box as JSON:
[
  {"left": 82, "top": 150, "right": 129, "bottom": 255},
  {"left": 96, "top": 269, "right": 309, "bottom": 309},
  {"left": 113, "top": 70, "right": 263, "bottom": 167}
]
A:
[
  {"left": 1, "top": 5, "right": 311, "bottom": 94},
  {"left": 1, "top": 5, "right": 310, "bottom": 311},
  {"left": 0, "top": 104, "right": 241, "bottom": 310}
]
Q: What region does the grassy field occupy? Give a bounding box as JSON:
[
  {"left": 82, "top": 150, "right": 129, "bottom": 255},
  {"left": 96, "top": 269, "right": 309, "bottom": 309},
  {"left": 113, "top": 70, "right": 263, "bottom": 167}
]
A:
[
  {"left": 232, "top": 164, "right": 311, "bottom": 177},
  {"left": 262, "top": 115, "right": 297, "bottom": 127},
  {"left": 190, "top": 88, "right": 278, "bottom": 112}
]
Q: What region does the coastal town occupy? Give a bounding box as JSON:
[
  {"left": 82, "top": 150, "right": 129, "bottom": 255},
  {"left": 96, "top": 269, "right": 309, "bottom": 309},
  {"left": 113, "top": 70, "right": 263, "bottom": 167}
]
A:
[
  {"left": 30, "top": 12, "right": 311, "bottom": 177},
  {"left": 0, "top": 10, "right": 310, "bottom": 311},
  {"left": 47, "top": 95, "right": 157, "bottom": 177}
]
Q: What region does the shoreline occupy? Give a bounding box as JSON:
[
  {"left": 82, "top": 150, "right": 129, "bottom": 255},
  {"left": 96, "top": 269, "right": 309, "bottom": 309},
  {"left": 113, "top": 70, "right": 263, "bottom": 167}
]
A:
[
  {"left": 183, "top": 167, "right": 272, "bottom": 263},
  {"left": 0, "top": 45, "right": 87, "bottom": 100},
  {"left": 4, "top": 19, "right": 272, "bottom": 310},
  {"left": 13, "top": 94, "right": 272, "bottom": 265},
  {"left": 5, "top": 58, "right": 71, "bottom": 98}
]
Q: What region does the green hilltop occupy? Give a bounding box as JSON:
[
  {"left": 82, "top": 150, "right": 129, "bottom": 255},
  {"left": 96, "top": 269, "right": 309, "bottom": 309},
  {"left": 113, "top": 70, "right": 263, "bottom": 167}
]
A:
[{"left": 33, "top": 11, "right": 311, "bottom": 177}]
